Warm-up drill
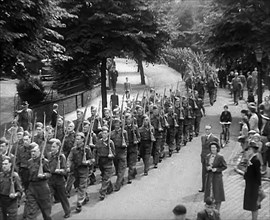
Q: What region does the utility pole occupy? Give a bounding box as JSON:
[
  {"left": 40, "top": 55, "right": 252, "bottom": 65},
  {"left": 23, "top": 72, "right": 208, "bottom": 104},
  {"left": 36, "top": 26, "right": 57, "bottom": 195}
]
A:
[{"left": 101, "top": 58, "right": 107, "bottom": 117}]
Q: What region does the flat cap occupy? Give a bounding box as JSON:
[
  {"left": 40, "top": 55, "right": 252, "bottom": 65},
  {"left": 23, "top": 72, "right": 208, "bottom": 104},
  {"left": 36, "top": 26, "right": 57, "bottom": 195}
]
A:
[
  {"left": 172, "top": 204, "right": 187, "bottom": 215},
  {"left": 76, "top": 132, "right": 85, "bottom": 139}
]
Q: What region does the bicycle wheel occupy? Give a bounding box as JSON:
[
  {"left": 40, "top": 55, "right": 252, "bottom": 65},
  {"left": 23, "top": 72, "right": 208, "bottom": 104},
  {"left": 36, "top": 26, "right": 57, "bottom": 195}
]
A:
[
  {"left": 220, "top": 133, "right": 225, "bottom": 148},
  {"left": 226, "top": 128, "right": 230, "bottom": 143}
]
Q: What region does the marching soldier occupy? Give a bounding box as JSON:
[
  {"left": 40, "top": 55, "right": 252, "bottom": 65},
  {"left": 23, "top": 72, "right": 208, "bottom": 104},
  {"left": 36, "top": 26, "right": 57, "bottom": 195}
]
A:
[
  {"left": 159, "top": 107, "right": 168, "bottom": 161},
  {"left": 66, "top": 132, "right": 94, "bottom": 213},
  {"left": 87, "top": 106, "right": 102, "bottom": 135},
  {"left": 0, "top": 156, "right": 23, "bottom": 220},
  {"left": 165, "top": 106, "right": 177, "bottom": 156},
  {"left": 194, "top": 91, "right": 205, "bottom": 137},
  {"left": 73, "top": 109, "right": 84, "bottom": 132},
  {"left": 25, "top": 143, "right": 52, "bottom": 220},
  {"left": 48, "top": 139, "right": 70, "bottom": 218},
  {"left": 135, "top": 105, "right": 144, "bottom": 161},
  {"left": 174, "top": 97, "right": 184, "bottom": 152},
  {"left": 102, "top": 108, "right": 111, "bottom": 128},
  {"left": 125, "top": 114, "right": 140, "bottom": 183},
  {"left": 111, "top": 118, "right": 128, "bottom": 191},
  {"left": 95, "top": 127, "right": 115, "bottom": 200},
  {"left": 139, "top": 115, "right": 155, "bottom": 175},
  {"left": 54, "top": 116, "right": 65, "bottom": 141},
  {"left": 150, "top": 105, "right": 163, "bottom": 168},
  {"left": 33, "top": 123, "right": 45, "bottom": 147}
]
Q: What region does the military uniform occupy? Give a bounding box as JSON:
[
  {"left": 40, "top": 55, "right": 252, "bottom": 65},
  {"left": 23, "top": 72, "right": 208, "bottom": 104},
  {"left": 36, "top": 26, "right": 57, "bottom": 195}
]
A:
[
  {"left": 139, "top": 125, "right": 155, "bottom": 175},
  {"left": 0, "top": 171, "right": 23, "bottom": 220},
  {"left": 183, "top": 98, "right": 194, "bottom": 144},
  {"left": 87, "top": 115, "right": 102, "bottom": 135},
  {"left": 111, "top": 128, "right": 128, "bottom": 190},
  {"left": 174, "top": 103, "right": 184, "bottom": 152},
  {"left": 33, "top": 133, "right": 44, "bottom": 149},
  {"left": 26, "top": 157, "right": 52, "bottom": 220},
  {"left": 125, "top": 123, "right": 140, "bottom": 181},
  {"left": 159, "top": 113, "right": 168, "bottom": 160},
  {"left": 48, "top": 152, "right": 70, "bottom": 216},
  {"left": 55, "top": 124, "right": 64, "bottom": 141},
  {"left": 67, "top": 143, "right": 93, "bottom": 210},
  {"left": 95, "top": 139, "right": 115, "bottom": 199},
  {"left": 150, "top": 114, "right": 163, "bottom": 166},
  {"left": 135, "top": 113, "right": 144, "bottom": 159},
  {"left": 165, "top": 112, "right": 177, "bottom": 156}
]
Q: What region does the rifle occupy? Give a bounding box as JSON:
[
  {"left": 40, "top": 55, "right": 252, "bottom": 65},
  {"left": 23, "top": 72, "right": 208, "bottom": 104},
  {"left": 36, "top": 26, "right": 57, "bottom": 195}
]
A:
[
  {"left": 96, "top": 100, "right": 102, "bottom": 131},
  {"left": 56, "top": 105, "right": 66, "bottom": 170},
  {"left": 75, "top": 96, "right": 90, "bottom": 133},
  {"left": 131, "top": 98, "right": 139, "bottom": 144},
  {"left": 9, "top": 138, "right": 19, "bottom": 196},
  {"left": 31, "top": 113, "right": 37, "bottom": 142},
  {"left": 108, "top": 101, "right": 114, "bottom": 158},
  {"left": 38, "top": 112, "right": 47, "bottom": 177},
  {"left": 120, "top": 94, "right": 127, "bottom": 147},
  {"left": 7, "top": 132, "right": 14, "bottom": 157},
  {"left": 3, "top": 124, "right": 7, "bottom": 138}
]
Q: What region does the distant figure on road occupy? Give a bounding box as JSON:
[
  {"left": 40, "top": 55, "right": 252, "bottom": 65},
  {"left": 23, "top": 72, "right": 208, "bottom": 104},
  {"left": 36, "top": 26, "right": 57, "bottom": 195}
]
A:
[
  {"left": 199, "top": 125, "right": 219, "bottom": 193},
  {"left": 197, "top": 197, "right": 220, "bottom": 220},
  {"left": 231, "top": 72, "right": 241, "bottom": 105},
  {"left": 110, "top": 66, "right": 118, "bottom": 91},
  {"left": 204, "top": 142, "right": 227, "bottom": 211},
  {"left": 51, "top": 103, "right": 58, "bottom": 128},
  {"left": 243, "top": 142, "right": 262, "bottom": 220},
  {"left": 15, "top": 101, "right": 33, "bottom": 131},
  {"left": 239, "top": 70, "right": 246, "bottom": 100},
  {"left": 124, "top": 77, "right": 131, "bottom": 99},
  {"left": 172, "top": 204, "right": 190, "bottom": 220}
]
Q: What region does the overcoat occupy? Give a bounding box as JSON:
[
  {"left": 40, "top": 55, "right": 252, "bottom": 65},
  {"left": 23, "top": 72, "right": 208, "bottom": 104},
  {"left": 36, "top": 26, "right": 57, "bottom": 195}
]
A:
[
  {"left": 204, "top": 153, "right": 227, "bottom": 202},
  {"left": 244, "top": 154, "right": 261, "bottom": 211}
]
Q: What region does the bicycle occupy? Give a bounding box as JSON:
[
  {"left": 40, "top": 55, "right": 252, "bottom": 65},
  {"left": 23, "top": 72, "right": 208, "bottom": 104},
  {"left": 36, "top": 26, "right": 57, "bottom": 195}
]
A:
[{"left": 220, "top": 121, "right": 231, "bottom": 148}]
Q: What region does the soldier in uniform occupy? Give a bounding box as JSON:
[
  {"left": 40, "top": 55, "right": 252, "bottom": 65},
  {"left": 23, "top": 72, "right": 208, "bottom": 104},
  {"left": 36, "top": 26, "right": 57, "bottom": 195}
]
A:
[
  {"left": 0, "top": 137, "right": 10, "bottom": 172},
  {"left": 102, "top": 108, "right": 111, "bottom": 128},
  {"left": 33, "top": 123, "right": 44, "bottom": 147},
  {"left": 48, "top": 139, "right": 70, "bottom": 218},
  {"left": 139, "top": 115, "right": 155, "bottom": 175},
  {"left": 165, "top": 106, "right": 177, "bottom": 156},
  {"left": 54, "top": 116, "right": 65, "bottom": 141},
  {"left": 159, "top": 107, "right": 168, "bottom": 161},
  {"left": 66, "top": 132, "right": 93, "bottom": 212},
  {"left": 174, "top": 97, "right": 184, "bottom": 152},
  {"left": 194, "top": 91, "right": 205, "bottom": 137},
  {"left": 0, "top": 156, "right": 23, "bottom": 220},
  {"left": 206, "top": 75, "right": 216, "bottom": 106},
  {"left": 25, "top": 143, "right": 52, "bottom": 220},
  {"left": 87, "top": 106, "right": 102, "bottom": 135},
  {"left": 125, "top": 114, "right": 140, "bottom": 183},
  {"left": 73, "top": 109, "right": 84, "bottom": 132},
  {"left": 150, "top": 105, "right": 163, "bottom": 168},
  {"left": 111, "top": 118, "right": 128, "bottom": 191}
]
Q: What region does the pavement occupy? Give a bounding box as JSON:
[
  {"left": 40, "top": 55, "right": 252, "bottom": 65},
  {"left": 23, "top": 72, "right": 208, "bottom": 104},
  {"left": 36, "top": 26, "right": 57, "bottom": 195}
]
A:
[{"left": 15, "top": 59, "right": 270, "bottom": 220}]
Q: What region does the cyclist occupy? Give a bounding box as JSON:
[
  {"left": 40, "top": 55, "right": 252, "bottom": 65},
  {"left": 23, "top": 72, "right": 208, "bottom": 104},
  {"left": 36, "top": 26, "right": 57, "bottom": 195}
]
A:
[{"left": 220, "top": 105, "right": 232, "bottom": 144}]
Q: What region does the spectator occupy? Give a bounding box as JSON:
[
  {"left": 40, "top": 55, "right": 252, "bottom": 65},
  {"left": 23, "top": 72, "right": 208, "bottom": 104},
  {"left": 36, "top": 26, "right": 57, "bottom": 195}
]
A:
[
  {"left": 51, "top": 103, "right": 58, "bottom": 128},
  {"left": 124, "top": 77, "right": 131, "bottom": 99},
  {"left": 231, "top": 72, "right": 241, "bottom": 105},
  {"left": 243, "top": 142, "right": 262, "bottom": 220},
  {"left": 238, "top": 117, "right": 250, "bottom": 152},
  {"left": 172, "top": 204, "right": 190, "bottom": 220},
  {"left": 110, "top": 66, "right": 118, "bottom": 91},
  {"left": 204, "top": 142, "right": 227, "bottom": 211},
  {"left": 248, "top": 103, "right": 259, "bottom": 133},
  {"left": 15, "top": 101, "right": 33, "bottom": 131},
  {"left": 197, "top": 197, "right": 220, "bottom": 220},
  {"left": 239, "top": 70, "right": 246, "bottom": 100}
]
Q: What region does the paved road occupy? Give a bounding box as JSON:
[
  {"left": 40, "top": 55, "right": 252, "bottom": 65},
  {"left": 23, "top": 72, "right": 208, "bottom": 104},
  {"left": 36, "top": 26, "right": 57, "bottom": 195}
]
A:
[{"left": 18, "top": 60, "right": 270, "bottom": 220}]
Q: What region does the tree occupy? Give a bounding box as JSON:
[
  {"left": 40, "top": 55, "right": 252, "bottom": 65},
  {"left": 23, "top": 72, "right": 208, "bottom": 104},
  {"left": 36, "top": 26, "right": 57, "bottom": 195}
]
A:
[
  {"left": 56, "top": 0, "right": 168, "bottom": 110},
  {"left": 0, "top": 0, "right": 73, "bottom": 75},
  {"left": 203, "top": 0, "right": 270, "bottom": 68}
]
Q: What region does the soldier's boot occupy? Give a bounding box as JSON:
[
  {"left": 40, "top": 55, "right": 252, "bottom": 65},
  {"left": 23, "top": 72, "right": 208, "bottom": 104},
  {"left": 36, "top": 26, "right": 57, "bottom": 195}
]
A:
[{"left": 169, "top": 150, "right": 172, "bottom": 157}]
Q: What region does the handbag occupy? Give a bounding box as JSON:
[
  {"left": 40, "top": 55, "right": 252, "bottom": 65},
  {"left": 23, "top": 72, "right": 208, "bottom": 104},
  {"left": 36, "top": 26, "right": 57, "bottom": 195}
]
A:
[{"left": 258, "top": 186, "right": 266, "bottom": 203}]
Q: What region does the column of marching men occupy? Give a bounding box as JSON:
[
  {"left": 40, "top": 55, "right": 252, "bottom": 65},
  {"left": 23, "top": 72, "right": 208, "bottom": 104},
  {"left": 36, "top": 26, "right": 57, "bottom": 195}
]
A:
[{"left": 0, "top": 85, "right": 206, "bottom": 220}]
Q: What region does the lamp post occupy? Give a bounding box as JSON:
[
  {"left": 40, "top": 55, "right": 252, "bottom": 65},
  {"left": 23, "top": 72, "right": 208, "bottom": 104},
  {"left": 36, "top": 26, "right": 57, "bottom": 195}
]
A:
[{"left": 255, "top": 46, "right": 263, "bottom": 108}]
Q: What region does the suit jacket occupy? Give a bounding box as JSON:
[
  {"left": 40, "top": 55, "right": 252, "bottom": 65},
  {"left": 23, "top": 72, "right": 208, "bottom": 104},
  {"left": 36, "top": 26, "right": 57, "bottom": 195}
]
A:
[{"left": 201, "top": 134, "right": 219, "bottom": 162}]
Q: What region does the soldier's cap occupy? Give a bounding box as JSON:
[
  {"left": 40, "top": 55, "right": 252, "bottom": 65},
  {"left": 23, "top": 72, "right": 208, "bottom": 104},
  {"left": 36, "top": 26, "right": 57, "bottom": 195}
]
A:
[
  {"left": 253, "top": 133, "right": 261, "bottom": 138},
  {"left": 49, "top": 138, "right": 61, "bottom": 146},
  {"left": 113, "top": 107, "right": 120, "bottom": 113},
  {"left": 248, "top": 130, "right": 257, "bottom": 135},
  {"left": 0, "top": 137, "right": 8, "bottom": 145},
  {"left": 135, "top": 105, "right": 142, "bottom": 110},
  {"left": 172, "top": 204, "right": 187, "bottom": 216},
  {"left": 152, "top": 105, "right": 158, "bottom": 110},
  {"left": 102, "top": 126, "right": 109, "bottom": 131},
  {"left": 17, "top": 127, "right": 24, "bottom": 133},
  {"left": 205, "top": 125, "right": 212, "bottom": 130},
  {"left": 91, "top": 106, "right": 97, "bottom": 111},
  {"left": 30, "top": 142, "right": 39, "bottom": 151},
  {"left": 76, "top": 132, "right": 85, "bottom": 139},
  {"left": 21, "top": 101, "right": 29, "bottom": 106},
  {"left": 175, "top": 97, "right": 180, "bottom": 102},
  {"left": 205, "top": 197, "right": 214, "bottom": 206},
  {"left": 248, "top": 141, "right": 259, "bottom": 149},
  {"left": 150, "top": 88, "right": 155, "bottom": 92},
  {"left": 36, "top": 122, "right": 43, "bottom": 128},
  {"left": 103, "top": 107, "right": 110, "bottom": 112},
  {"left": 83, "top": 120, "right": 90, "bottom": 125},
  {"left": 125, "top": 113, "right": 131, "bottom": 118},
  {"left": 248, "top": 103, "right": 256, "bottom": 110},
  {"left": 76, "top": 109, "right": 83, "bottom": 113},
  {"left": 113, "top": 118, "right": 121, "bottom": 123},
  {"left": 23, "top": 131, "right": 31, "bottom": 137}
]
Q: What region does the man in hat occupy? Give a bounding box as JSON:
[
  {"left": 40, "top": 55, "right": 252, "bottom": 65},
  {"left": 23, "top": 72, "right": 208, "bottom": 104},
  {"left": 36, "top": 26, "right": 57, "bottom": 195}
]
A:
[
  {"left": 74, "top": 109, "right": 84, "bottom": 132},
  {"left": 55, "top": 116, "right": 65, "bottom": 141},
  {"left": 199, "top": 125, "right": 219, "bottom": 192},
  {"left": 194, "top": 91, "right": 205, "bottom": 137},
  {"left": 51, "top": 103, "right": 59, "bottom": 128},
  {"left": 248, "top": 103, "right": 259, "bottom": 133},
  {"left": 25, "top": 142, "right": 52, "bottom": 220},
  {"left": 197, "top": 197, "right": 220, "bottom": 220},
  {"left": 111, "top": 118, "right": 128, "bottom": 191},
  {"left": 0, "top": 156, "right": 23, "bottom": 220},
  {"left": 139, "top": 115, "right": 155, "bottom": 176},
  {"left": 66, "top": 132, "right": 94, "bottom": 212},
  {"left": 172, "top": 204, "right": 190, "bottom": 220},
  {"left": 15, "top": 101, "right": 33, "bottom": 131},
  {"left": 95, "top": 126, "right": 115, "bottom": 200}
]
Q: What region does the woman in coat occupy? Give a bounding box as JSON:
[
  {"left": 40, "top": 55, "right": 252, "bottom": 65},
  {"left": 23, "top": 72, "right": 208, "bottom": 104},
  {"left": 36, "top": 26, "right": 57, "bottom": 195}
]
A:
[
  {"left": 204, "top": 142, "right": 227, "bottom": 211},
  {"left": 243, "top": 141, "right": 261, "bottom": 220}
]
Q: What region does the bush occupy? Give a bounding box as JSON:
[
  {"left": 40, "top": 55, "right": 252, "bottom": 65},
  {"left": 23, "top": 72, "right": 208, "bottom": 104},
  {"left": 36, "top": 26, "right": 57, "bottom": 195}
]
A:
[{"left": 17, "top": 77, "right": 46, "bottom": 105}]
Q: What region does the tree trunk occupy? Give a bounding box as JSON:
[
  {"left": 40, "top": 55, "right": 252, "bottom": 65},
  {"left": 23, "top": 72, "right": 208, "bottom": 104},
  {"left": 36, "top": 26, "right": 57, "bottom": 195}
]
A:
[
  {"left": 138, "top": 59, "right": 145, "bottom": 85},
  {"left": 101, "top": 58, "right": 107, "bottom": 117}
]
